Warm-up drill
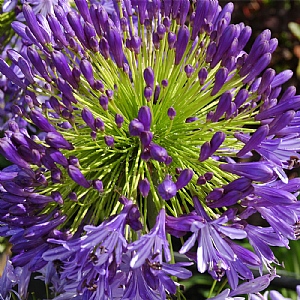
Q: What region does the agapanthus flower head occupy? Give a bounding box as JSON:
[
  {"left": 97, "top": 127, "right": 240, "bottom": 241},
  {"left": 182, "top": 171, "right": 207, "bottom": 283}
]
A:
[{"left": 1, "top": 0, "right": 300, "bottom": 298}]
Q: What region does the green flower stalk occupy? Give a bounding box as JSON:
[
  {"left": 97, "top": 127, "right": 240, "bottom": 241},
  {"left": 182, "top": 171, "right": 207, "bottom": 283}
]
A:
[{"left": 1, "top": 0, "right": 300, "bottom": 298}]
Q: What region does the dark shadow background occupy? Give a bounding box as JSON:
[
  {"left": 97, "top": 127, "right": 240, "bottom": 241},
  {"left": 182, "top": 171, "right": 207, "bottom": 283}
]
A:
[{"left": 229, "top": 0, "right": 300, "bottom": 92}]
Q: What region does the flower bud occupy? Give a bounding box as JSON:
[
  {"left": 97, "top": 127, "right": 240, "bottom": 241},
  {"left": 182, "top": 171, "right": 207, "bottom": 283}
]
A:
[
  {"left": 175, "top": 169, "right": 194, "bottom": 190},
  {"left": 129, "top": 119, "right": 144, "bottom": 136},
  {"left": 138, "top": 106, "right": 152, "bottom": 131},
  {"left": 104, "top": 136, "right": 114, "bottom": 147},
  {"left": 138, "top": 178, "right": 150, "bottom": 197},
  {"left": 167, "top": 107, "right": 176, "bottom": 120}
]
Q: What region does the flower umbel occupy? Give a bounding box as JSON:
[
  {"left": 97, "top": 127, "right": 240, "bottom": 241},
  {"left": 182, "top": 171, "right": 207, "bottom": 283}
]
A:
[{"left": 1, "top": 0, "right": 300, "bottom": 298}]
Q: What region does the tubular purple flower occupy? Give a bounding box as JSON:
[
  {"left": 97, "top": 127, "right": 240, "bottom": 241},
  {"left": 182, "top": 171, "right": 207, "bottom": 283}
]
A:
[
  {"left": 51, "top": 168, "right": 62, "bottom": 183},
  {"left": 54, "top": 5, "right": 75, "bottom": 36},
  {"left": 144, "top": 86, "right": 153, "bottom": 101},
  {"left": 131, "top": 35, "right": 142, "bottom": 54},
  {"left": 175, "top": 26, "right": 190, "bottom": 65},
  {"left": 47, "top": 14, "right": 69, "bottom": 47},
  {"left": 27, "top": 46, "right": 51, "bottom": 81},
  {"left": 51, "top": 191, "right": 64, "bottom": 205},
  {"left": 138, "top": 106, "right": 152, "bottom": 131},
  {"left": 57, "top": 78, "right": 77, "bottom": 104},
  {"left": 129, "top": 119, "right": 144, "bottom": 136},
  {"left": 210, "top": 25, "right": 239, "bottom": 69},
  {"left": 243, "top": 53, "right": 272, "bottom": 84},
  {"left": 271, "top": 70, "right": 293, "bottom": 88},
  {"left": 67, "top": 11, "right": 88, "bottom": 48},
  {"left": 136, "top": 0, "right": 147, "bottom": 24},
  {"left": 104, "top": 135, "right": 114, "bottom": 147},
  {"left": 220, "top": 162, "right": 274, "bottom": 182},
  {"left": 94, "top": 117, "right": 105, "bottom": 131},
  {"left": 254, "top": 184, "right": 297, "bottom": 205},
  {"left": 199, "top": 132, "right": 225, "bottom": 162},
  {"left": 237, "top": 25, "right": 252, "bottom": 51},
  {"left": 241, "top": 41, "right": 270, "bottom": 77},
  {"left": 17, "top": 57, "right": 35, "bottom": 84},
  {"left": 80, "top": 58, "right": 95, "bottom": 87},
  {"left": 129, "top": 208, "right": 170, "bottom": 268},
  {"left": 207, "top": 186, "right": 253, "bottom": 208},
  {"left": 167, "top": 107, "right": 176, "bottom": 120},
  {"left": 172, "top": 1, "right": 181, "bottom": 19},
  {"left": 29, "top": 110, "right": 56, "bottom": 133},
  {"left": 157, "top": 24, "right": 166, "bottom": 40},
  {"left": 93, "top": 179, "right": 103, "bottom": 192},
  {"left": 74, "top": 0, "right": 92, "bottom": 24},
  {"left": 184, "top": 64, "right": 194, "bottom": 78},
  {"left": 149, "top": 143, "right": 169, "bottom": 163},
  {"left": 0, "top": 58, "right": 27, "bottom": 89},
  {"left": 89, "top": 5, "right": 102, "bottom": 36},
  {"left": 154, "top": 84, "right": 161, "bottom": 103},
  {"left": 237, "top": 125, "right": 269, "bottom": 157},
  {"left": 99, "top": 37, "right": 110, "bottom": 59},
  {"left": 115, "top": 114, "right": 124, "bottom": 128},
  {"left": 99, "top": 94, "right": 109, "bottom": 111},
  {"left": 81, "top": 107, "right": 95, "bottom": 130},
  {"left": 211, "top": 67, "right": 228, "bottom": 96},
  {"left": 255, "top": 96, "right": 300, "bottom": 120},
  {"left": 168, "top": 31, "right": 176, "bottom": 48},
  {"left": 153, "top": 32, "right": 160, "bottom": 49},
  {"left": 140, "top": 131, "right": 153, "bottom": 147},
  {"left": 23, "top": 4, "right": 46, "bottom": 45},
  {"left": 10, "top": 21, "right": 32, "bottom": 44},
  {"left": 143, "top": 67, "right": 155, "bottom": 89},
  {"left": 24, "top": 214, "right": 66, "bottom": 240},
  {"left": 46, "top": 148, "right": 68, "bottom": 167},
  {"left": 198, "top": 67, "right": 208, "bottom": 85},
  {"left": 0, "top": 138, "right": 30, "bottom": 169},
  {"left": 124, "top": 0, "right": 133, "bottom": 16},
  {"left": 234, "top": 88, "right": 248, "bottom": 109},
  {"left": 138, "top": 178, "right": 150, "bottom": 197},
  {"left": 268, "top": 110, "right": 295, "bottom": 135},
  {"left": 199, "top": 142, "right": 211, "bottom": 162},
  {"left": 107, "top": 26, "right": 124, "bottom": 68},
  {"left": 211, "top": 92, "right": 232, "bottom": 122},
  {"left": 179, "top": 0, "right": 190, "bottom": 26},
  {"left": 229, "top": 273, "right": 276, "bottom": 297},
  {"left": 175, "top": 169, "right": 194, "bottom": 190},
  {"left": 67, "top": 165, "right": 90, "bottom": 188},
  {"left": 192, "top": 0, "right": 212, "bottom": 40},
  {"left": 210, "top": 131, "right": 226, "bottom": 153},
  {"left": 269, "top": 38, "right": 278, "bottom": 53},
  {"left": 205, "top": 42, "right": 217, "bottom": 63},
  {"left": 281, "top": 85, "right": 297, "bottom": 102},
  {"left": 157, "top": 176, "right": 177, "bottom": 200},
  {"left": 45, "top": 131, "right": 74, "bottom": 150},
  {"left": 257, "top": 68, "right": 276, "bottom": 95}
]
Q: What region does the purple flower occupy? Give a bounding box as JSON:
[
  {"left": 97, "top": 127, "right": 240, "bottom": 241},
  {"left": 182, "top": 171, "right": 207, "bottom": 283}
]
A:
[
  {"left": 2, "top": 0, "right": 300, "bottom": 297},
  {"left": 128, "top": 209, "right": 170, "bottom": 269},
  {"left": 138, "top": 178, "right": 150, "bottom": 197},
  {"left": 176, "top": 197, "right": 246, "bottom": 280},
  {"left": 157, "top": 175, "right": 177, "bottom": 200},
  {"left": 0, "top": 258, "right": 19, "bottom": 298}
]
